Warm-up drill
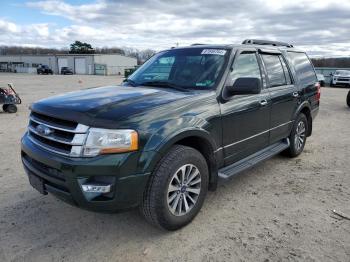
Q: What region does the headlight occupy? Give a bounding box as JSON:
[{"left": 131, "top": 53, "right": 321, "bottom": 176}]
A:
[{"left": 83, "top": 128, "right": 138, "bottom": 157}]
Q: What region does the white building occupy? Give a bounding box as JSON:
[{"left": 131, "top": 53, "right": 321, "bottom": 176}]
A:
[{"left": 0, "top": 54, "right": 137, "bottom": 75}]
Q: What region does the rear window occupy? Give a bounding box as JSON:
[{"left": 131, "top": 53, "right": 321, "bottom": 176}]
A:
[{"left": 287, "top": 52, "right": 317, "bottom": 87}]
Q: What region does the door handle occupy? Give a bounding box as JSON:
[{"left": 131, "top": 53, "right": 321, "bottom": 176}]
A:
[
  {"left": 292, "top": 92, "right": 299, "bottom": 98},
  {"left": 259, "top": 99, "right": 268, "bottom": 106}
]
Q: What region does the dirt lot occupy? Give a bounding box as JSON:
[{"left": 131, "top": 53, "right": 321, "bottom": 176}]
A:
[{"left": 0, "top": 73, "right": 349, "bottom": 262}]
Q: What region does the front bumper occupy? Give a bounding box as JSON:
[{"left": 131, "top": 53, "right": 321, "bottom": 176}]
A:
[
  {"left": 333, "top": 78, "right": 350, "bottom": 85},
  {"left": 21, "top": 133, "right": 154, "bottom": 212}
]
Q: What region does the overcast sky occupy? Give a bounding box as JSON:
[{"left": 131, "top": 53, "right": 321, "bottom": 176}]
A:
[{"left": 0, "top": 0, "right": 350, "bottom": 56}]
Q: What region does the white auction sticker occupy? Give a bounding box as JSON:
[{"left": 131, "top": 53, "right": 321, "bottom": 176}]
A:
[{"left": 201, "top": 49, "right": 227, "bottom": 56}]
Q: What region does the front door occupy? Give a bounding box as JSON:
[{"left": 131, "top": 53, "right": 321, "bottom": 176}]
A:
[{"left": 220, "top": 51, "right": 271, "bottom": 166}]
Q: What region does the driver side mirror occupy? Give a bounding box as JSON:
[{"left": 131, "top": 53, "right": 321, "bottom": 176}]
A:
[{"left": 225, "top": 77, "right": 262, "bottom": 97}]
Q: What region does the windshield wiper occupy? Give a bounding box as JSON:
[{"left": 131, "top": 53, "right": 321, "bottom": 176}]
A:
[{"left": 139, "top": 81, "right": 189, "bottom": 92}]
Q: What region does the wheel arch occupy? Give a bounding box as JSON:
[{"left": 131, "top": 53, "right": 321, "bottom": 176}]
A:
[
  {"left": 143, "top": 129, "right": 220, "bottom": 191},
  {"left": 294, "top": 102, "right": 312, "bottom": 137}
]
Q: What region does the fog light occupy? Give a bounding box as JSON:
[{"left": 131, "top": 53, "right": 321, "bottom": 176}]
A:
[{"left": 81, "top": 183, "right": 112, "bottom": 193}]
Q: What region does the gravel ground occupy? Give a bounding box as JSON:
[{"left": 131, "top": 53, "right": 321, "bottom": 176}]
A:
[{"left": 0, "top": 73, "right": 349, "bottom": 262}]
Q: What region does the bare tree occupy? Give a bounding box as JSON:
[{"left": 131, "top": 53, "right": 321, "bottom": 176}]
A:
[{"left": 311, "top": 57, "right": 350, "bottom": 68}]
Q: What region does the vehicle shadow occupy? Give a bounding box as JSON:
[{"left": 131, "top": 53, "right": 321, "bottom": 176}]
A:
[{"left": 0, "top": 191, "right": 168, "bottom": 261}]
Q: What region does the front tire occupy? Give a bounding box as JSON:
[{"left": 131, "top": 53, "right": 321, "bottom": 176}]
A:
[
  {"left": 347, "top": 91, "right": 350, "bottom": 107},
  {"left": 285, "top": 113, "right": 308, "bottom": 157},
  {"left": 140, "top": 145, "right": 209, "bottom": 230}
]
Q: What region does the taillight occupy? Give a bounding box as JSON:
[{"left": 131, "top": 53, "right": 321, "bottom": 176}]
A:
[{"left": 316, "top": 82, "right": 321, "bottom": 101}]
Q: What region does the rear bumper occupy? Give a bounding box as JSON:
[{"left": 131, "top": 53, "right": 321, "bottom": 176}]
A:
[{"left": 21, "top": 133, "right": 153, "bottom": 212}]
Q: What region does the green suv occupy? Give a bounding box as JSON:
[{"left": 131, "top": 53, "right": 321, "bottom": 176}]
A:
[{"left": 21, "top": 39, "right": 320, "bottom": 230}]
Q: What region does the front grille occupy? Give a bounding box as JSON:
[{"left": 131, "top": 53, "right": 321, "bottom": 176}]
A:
[
  {"left": 28, "top": 111, "right": 89, "bottom": 157},
  {"left": 337, "top": 78, "right": 350, "bottom": 81}
]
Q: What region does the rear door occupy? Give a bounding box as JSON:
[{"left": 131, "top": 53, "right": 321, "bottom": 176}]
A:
[{"left": 259, "top": 50, "right": 298, "bottom": 144}]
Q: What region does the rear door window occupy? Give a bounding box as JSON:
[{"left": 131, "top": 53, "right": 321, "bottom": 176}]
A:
[
  {"left": 287, "top": 52, "right": 317, "bottom": 87},
  {"left": 261, "top": 54, "right": 286, "bottom": 87},
  {"left": 280, "top": 57, "right": 292, "bottom": 84}
]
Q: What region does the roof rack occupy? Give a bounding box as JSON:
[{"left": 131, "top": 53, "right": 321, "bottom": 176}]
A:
[{"left": 242, "top": 39, "right": 294, "bottom": 48}]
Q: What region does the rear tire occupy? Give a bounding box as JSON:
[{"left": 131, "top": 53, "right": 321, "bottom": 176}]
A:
[
  {"left": 3, "top": 104, "right": 17, "bottom": 113},
  {"left": 140, "top": 145, "right": 209, "bottom": 230},
  {"left": 347, "top": 91, "right": 350, "bottom": 107},
  {"left": 284, "top": 113, "right": 308, "bottom": 157},
  {"left": 2, "top": 104, "right": 8, "bottom": 112}
]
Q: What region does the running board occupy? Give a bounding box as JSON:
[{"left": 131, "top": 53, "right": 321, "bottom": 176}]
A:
[{"left": 218, "top": 138, "right": 290, "bottom": 180}]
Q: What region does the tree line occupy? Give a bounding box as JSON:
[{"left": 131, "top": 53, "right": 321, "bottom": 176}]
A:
[
  {"left": 311, "top": 57, "right": 350, "bottom": 68},
  {"left": 0, "top": 41, "right": 156, "bottom": 64}
]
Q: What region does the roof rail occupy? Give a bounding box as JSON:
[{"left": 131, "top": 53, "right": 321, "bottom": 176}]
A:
[
  {"left": 191, "top": 43, "right": 206, "bottom": 46},
  {"left": 242, "top": 39, "right": 294, "bottom": 48}
]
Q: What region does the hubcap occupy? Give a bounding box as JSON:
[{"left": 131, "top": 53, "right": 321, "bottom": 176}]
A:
[
  {"left": 294, "top": 121, "right": 306, "bottom": 151},
  {"left": 167, "top": 164, "right": 201, "bottom": 216}
]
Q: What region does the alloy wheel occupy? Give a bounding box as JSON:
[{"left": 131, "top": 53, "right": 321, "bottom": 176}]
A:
[
  {"left": 294, "top": 121, "right": 306, "bottom": 151},
  {"left": 167, "top": 164, "right": 201, "bottom": 216}
]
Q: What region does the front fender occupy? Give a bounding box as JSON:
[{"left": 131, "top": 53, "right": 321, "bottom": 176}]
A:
[
  {"left": 139, "top": 116, "right": 219, "bottom": 174},
  {"left": 143, "top": 116, "right": 218, "bottom": 152}
]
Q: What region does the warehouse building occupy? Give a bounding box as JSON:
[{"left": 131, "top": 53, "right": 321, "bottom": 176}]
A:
[{"left": 0, "top": 54, "right": 137, "bottom": 75}]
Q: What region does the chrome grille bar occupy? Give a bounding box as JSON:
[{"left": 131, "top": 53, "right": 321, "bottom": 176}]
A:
[
  {"left": 28, "top": 112, "right": 89, "bottom": 157},
  {"left": 27, "top": 133, "right": 76, "bottom": 157},
  {"left": 28, "top": 126, "right": 86, "bottom": 145},
  {"left": 30, "top": 115, "right": 89, "bottom": 133}
]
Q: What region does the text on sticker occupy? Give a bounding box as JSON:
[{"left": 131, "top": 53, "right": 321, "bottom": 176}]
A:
[{"left": 201, "top": 49, "right": 227, "bottom": 56}]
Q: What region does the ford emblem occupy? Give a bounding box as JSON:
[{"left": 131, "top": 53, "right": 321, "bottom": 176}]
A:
[{"left": 36, "top": 124, "right": 53, "bottom": 136}]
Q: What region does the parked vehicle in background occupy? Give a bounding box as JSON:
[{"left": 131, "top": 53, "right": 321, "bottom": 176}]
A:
[
  {"left": 21, "top": 39, "right": 320, "bottom": 230},
  {"left": 347, "top": 91, "right": 350, "bottom": 107},
  {"left": 124, "top": 67, "right": 139, "bottom": 78},
  {"left": 37, "top": 65, "right": 53, "bottom": 75},
  {"left": 330, "top": 70, "right": 350, "bottom": 87},
  {"left": 317, "top": 74, "right": 325, "bottom": 87},
  {"left": 0, "top": 83, "right": 21, "bottom": 113},
  {"left": 61, "top": 67, "right": 73, "bottom": 75}
]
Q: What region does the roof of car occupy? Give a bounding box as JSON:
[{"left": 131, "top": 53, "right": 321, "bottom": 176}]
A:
[{"left": 168, "top": 43, "right": 302, "bottom": 53}]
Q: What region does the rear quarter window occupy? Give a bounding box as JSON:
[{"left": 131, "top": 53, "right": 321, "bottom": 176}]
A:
[{"left": 287, "top": 52, "right": 317, "bottom": 87}]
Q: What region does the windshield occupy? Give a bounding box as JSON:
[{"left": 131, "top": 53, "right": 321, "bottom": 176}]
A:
[{"left": 128, "top": 48, "right": 230, "bottom": 90}]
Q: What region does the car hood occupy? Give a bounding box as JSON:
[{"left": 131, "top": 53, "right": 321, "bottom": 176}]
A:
[
  {"left": 31, "top": 85, "right": 195, "bottom": 128},
  {"left": 335, "top": 71, "right": 350, "bottom": 77}
]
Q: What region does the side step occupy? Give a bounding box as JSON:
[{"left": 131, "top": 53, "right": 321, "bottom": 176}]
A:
[{"left": 218, "top": 139, "right": 290, "bottom": 180}]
